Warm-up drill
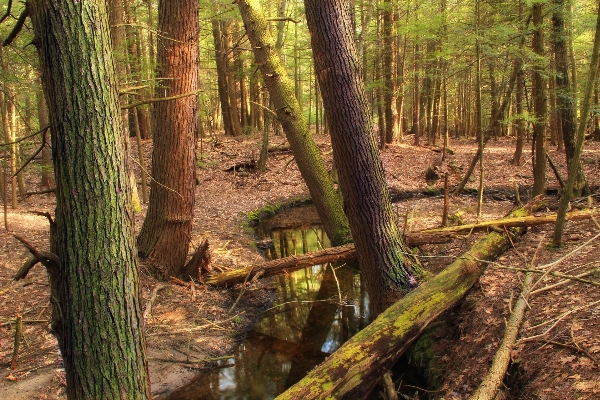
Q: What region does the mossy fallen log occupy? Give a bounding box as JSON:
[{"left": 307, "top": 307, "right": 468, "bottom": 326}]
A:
[{"left": 276, "top": 207, "right": 530, "bottom": 399}]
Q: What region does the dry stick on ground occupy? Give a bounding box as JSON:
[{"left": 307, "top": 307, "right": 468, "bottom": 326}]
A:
[
  {"left": 494, "top": 265, "right": 600, "bottom": 289},
  {"left": 469, "top": 235, "right": 544, "bottom": 400},
  {"left": 143, "top": 283, "right": 167, "bottom": 319},
  {"left": 10, "top": 313, "right": 23, "bottom": 370}
]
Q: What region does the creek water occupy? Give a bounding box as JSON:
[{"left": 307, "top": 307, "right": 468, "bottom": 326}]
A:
[{"left": 165, "top": 206, "right": 424, "bottom": 399}]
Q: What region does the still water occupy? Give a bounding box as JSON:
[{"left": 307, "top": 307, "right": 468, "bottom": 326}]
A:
[{"left": 165, "top": 220, "right": 374, "bottom": 399}]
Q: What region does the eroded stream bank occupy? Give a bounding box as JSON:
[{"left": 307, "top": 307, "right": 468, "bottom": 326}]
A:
[{"left": 166, "top": 205, "right": 429, "bottom": 399}]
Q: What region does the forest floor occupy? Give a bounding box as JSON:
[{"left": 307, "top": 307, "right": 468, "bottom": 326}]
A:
[{"left": 0, "top": 131, "right": 599, "bottom": 399}]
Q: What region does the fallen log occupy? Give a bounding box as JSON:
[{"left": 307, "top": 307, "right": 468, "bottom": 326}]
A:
[
  {"left": 421, "top": 208, "right": 597, "bottom": 235},
  {"left": 207, "top": 209, "right": 593, "bottom": 287},
  {"left": 276, "top": 206, "right": 530, "bottom": 400},
  {"left": 205, "top": 244, "right": 357, "bottom": 287},
  {"left": 206, "top": 232, "right": 454, "bottom": 287}
]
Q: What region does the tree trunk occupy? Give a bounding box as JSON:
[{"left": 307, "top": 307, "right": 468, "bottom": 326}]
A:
[
  {"left": 137, "top": 0, "right": 198, "bottom": 278},
  {"left": 236, "top": 0, "right": 351, "bottom": 246},
  {"left": 212, "top": 19, "right": 243, "bottom": 137},
  {"left": 278, "top": 205, "right": 531, "bottom": 400},
  {"left": 304, "top": 0, "right": 423, "bottom": 315},
  {"left": 553, "top": 0, "right": 587, "bottom": 196},
  {"left": 554, "top": 3, "right": 600, "bottom": 246},
  {"left": 37, "top": 89, "right": 55, "bottom": 191},
  {"left": 27, "top": 0, "right": 150, "bottom": 397},
  {"left": 383, "top": 0, "right": 398, "bottom": 144},
  {"left": 532, "top": 3, "right": 548, "bottom": 197}
]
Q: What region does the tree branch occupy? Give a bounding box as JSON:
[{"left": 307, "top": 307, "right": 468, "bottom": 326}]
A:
[
  {"left": 2, "top": 8, "right": 29, "bottom": 47},
  {"left": 121, "top": 89, "right": 202, "bottom": 110}
]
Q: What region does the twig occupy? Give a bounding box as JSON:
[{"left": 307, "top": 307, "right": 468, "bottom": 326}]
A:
[
  {"left": 2, "top": 8, "right": 29, "bottom": 46},
  {"left": 529, "top": 338, "right": 599, "bottom": 366},
  {"left": 330, "top": 263, "right": 343, "bottom": 305},
  {"left": 143, "top": 283, "right": 166, "bottom": 319},
  {"left": 519, "top": 298, "right": 600, "bottom": 342},
  {"left": 494, "top": 265, "right": 600, "bottom": 289},
  {"left": 10, "top": 314, "right": 22, "bottom": 370},
  {"left": 228, "top": 266, "right": 255, "bottom": 314},
  {"left": 121, "top": 89, "right": 202, "bottom": 110},
  {"left": 470, "top": 270, "right": 534, "bottom": 400},
  {"left": 531, "top": 268, "right": 599, "bottom": 295},
  {"left": 146, "top": 313, "right": 244, "bottom": 337}
]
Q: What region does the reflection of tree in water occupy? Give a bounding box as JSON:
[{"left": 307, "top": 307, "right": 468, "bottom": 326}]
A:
[{"left": 166, "top": 227, "right": 370, "bottom": 399}]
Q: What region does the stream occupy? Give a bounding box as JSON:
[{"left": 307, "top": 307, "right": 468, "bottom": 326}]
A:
[{"left": 165, "top": 205, "right": 425, "bottom": 399}]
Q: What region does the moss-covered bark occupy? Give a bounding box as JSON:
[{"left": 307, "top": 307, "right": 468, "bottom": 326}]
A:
[
  {"left": 28, "top": 0, "right": 150, "bottom": 397},
  {"left": 278, "top": 207, "right": 529, "bottom": 399},
  {"left": 236, "top": 0, "right": 351, "bottom": 246}
]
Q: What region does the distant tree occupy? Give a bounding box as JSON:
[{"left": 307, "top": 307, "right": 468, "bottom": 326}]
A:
[
  {"left": 553, "top": 0, "right": 588, "bottom": 196},
  {"left": 137, "top": 0, "right": 199, "bottom": 278},
  {"left": 26, "top": 0, "right": 150, "bottom": 397},
  {"left": 304, "top": 0, "right": 423, "bottom": 315},
  {"left": 531, "top": 1, "right": 548, "bottom": 197}
]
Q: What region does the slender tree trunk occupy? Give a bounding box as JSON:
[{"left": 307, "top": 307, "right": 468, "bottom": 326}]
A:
[
  {"left": 137, "top": 0, "right": 199, "bottom": 278},
  {"left": 412, "top": 43, "right": 421, "bottom": 146},
  {"left": 37, "top": 89, "right": 55, "bottom": 190},
  {"left": 553, "top": 0, "right": 587, "bottom": 195},
  {"left": 383, "top": 0, "right": 398, "bottom": 144},
  {"left": 304, "top": 0, "right": 423, "bottom": 315},
  {"left": 236, "top": 0, "right": 351, "bottom": 246},
  {"left": 27, "top": 0, "right": 150, "bottom": 397},
  {"left": 554, "top": 3, "right": 600, "bottom": 246},
  {"left": 532, "top": 3, "right": 548, "bottom": 197}
]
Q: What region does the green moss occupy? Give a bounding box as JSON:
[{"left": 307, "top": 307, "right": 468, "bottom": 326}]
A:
[
  {"left": 407, "top": 321, "right": 446, "bottom": 389},
  {"left": 246, "top": 196, "right": 312, "bottom": 226}
]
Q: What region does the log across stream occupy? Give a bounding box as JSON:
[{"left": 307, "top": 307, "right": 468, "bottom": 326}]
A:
[{"left": 165, "top": 206, "right": 426, "bottom": 399}]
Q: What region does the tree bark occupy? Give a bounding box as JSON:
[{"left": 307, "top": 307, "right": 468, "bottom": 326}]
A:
[
  {"left": 553, "top": 0, "right": 588, "bottom": 196},
  {"left": 236, "top": 0, "right": 351, "bottom": 246},
  {"left": 304, "top": 0, "right": 423, "bottom": 315},
  {"left": 27, "top": 0, "right": 150, "bottom": 397},
  {"left": 137, "top": 0, "right": 198, "bottom": 278},
  {"left": 278, "top": 206, "right": 531, "bottom": 400},
  {"left": 532, "top": 3, "right": 548, "bottom": 197}
]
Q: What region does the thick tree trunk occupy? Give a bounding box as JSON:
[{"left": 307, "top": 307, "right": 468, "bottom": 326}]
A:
[
  {"left": 27, "top": 0, "right": 150, "bottom": 397},
  {"left": 278, "top": 206, "right": 531, "bottom": 400},
  {"left": 236, "top": 0, "right": 351, "bottom": 246},
  {"left": 304, "top": 0, "right": 423, "bottom": 315},
  {"left": 137, "top": 0, "right": 198, "bottom": 278}
]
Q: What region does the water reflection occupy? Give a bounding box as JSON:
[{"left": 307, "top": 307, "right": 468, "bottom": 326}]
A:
[{"left": 165, "top": 223, "right": 372, "bottom": 400}]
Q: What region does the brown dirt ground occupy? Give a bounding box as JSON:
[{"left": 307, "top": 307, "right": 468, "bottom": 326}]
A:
[{"left": 0, "top": 132, "right": 599, "bottom": 399}]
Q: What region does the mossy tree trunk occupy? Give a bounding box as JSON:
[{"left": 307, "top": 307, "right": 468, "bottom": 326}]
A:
[
  {"left": 304, "top": 0, "right": 422, "bottom": 315},
  {"left": 27, "top": 0, "right": 150, "bottom": 397},
  {"left": 137, "top": 0, "right": 199, "bottom": 279},
  {"left": 236, "top": 0, "right": 351, "bottom": 246}
]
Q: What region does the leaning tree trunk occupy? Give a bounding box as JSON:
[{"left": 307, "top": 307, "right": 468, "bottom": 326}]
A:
[
  {"left": 236, "top": 0, "right": 351, "bottom": 246},
  {"left": 137, "top": 0, "right": 198, "bottom": 279},
  {"left": 27, "top": 0, "right": 150, "bottom": 397},
  {"left": 304, "top": 0, "right": 423, "bottom": 315}
]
